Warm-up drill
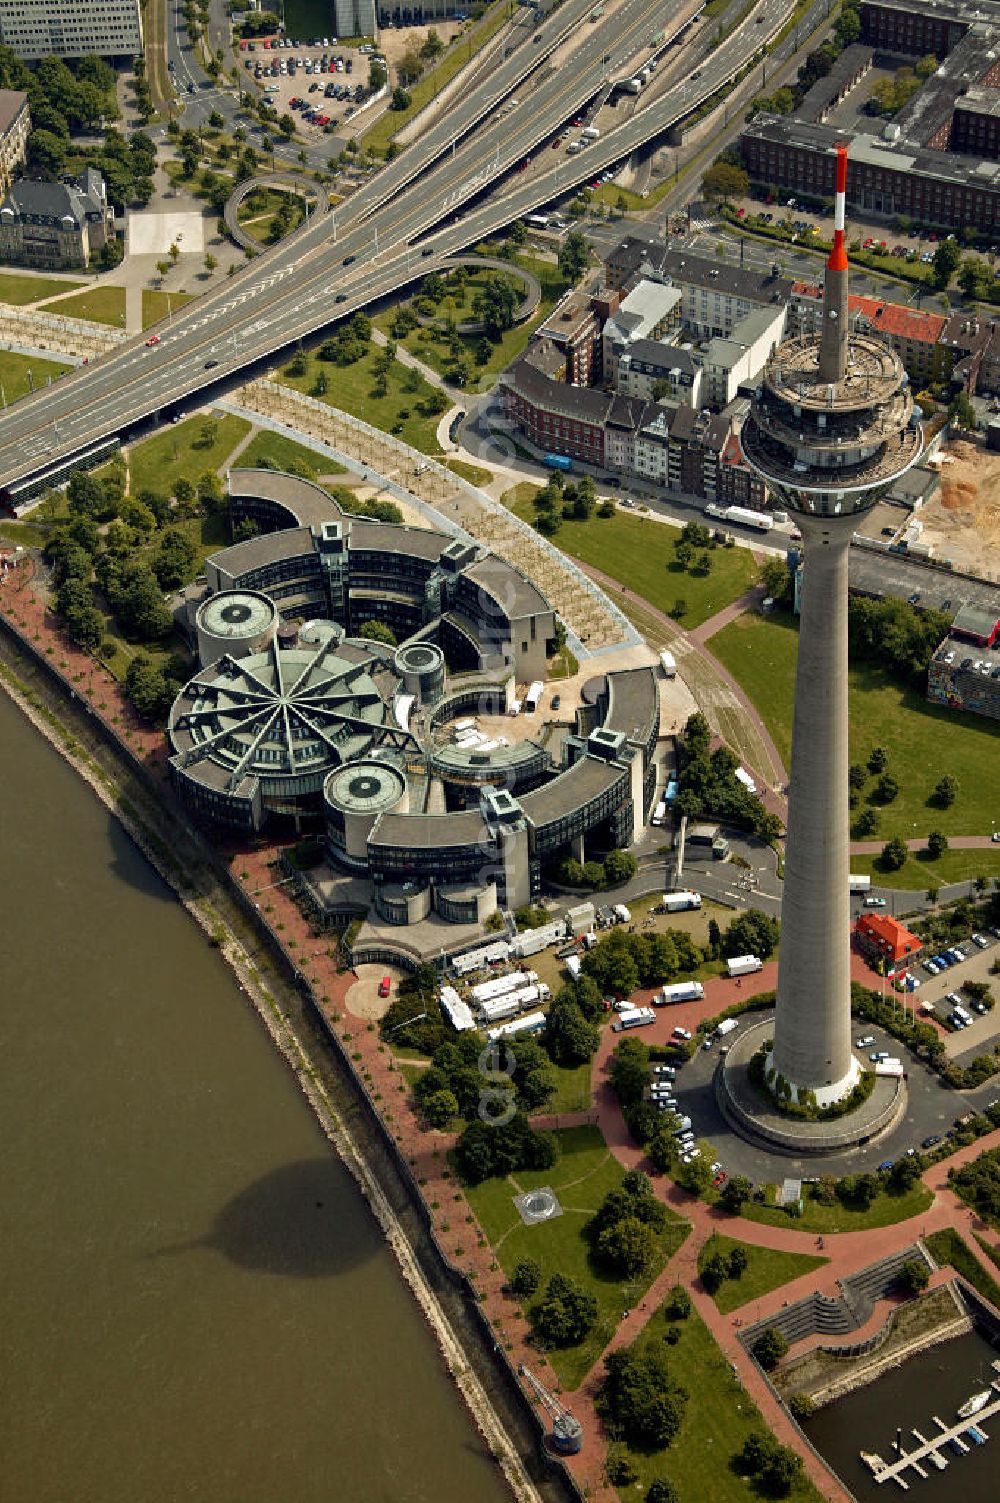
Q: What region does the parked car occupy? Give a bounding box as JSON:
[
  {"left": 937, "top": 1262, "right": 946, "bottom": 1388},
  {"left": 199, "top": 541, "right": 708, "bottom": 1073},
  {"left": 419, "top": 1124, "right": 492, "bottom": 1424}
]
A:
[{"left": 378, "top": 975, "right": 391, "bottom": 998}]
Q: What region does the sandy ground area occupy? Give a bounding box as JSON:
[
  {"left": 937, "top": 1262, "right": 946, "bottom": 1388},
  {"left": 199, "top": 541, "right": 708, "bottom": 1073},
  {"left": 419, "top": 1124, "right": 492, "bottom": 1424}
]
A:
[
  {"left": 127, "top": 210, "right": 205, "bottom": 256},
  {"left": 344, "top": 963, "right": 402, "bottom": 1020},
  {"left": 919, "top": 439, "right": 1000, "bottom": 577}
]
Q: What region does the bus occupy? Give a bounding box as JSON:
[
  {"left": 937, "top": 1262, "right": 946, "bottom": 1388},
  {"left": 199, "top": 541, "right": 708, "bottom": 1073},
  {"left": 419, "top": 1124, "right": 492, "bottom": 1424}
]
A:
[
  {"left": 524, "top": 680, "right": 544, "bottom": 712},
  {"left": 526, "top": 214, "right": 549, "bottom": 229}
]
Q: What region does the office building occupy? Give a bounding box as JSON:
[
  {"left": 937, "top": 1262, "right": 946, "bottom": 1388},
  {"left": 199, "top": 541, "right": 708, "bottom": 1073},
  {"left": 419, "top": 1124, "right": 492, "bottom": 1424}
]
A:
[{"left": 0, "top": 0, "right": 143, "bottom": 60}]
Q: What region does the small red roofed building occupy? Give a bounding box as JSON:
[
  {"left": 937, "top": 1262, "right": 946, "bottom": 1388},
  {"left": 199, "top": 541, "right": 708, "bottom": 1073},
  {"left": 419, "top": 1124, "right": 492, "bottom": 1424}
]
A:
[{"left": 855, "top": 912, "right": 923, "bottom": 973}]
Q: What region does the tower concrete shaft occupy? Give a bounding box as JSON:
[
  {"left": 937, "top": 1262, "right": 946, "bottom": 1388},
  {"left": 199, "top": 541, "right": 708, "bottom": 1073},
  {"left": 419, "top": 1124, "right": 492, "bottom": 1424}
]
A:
[{"left": 769, "top": 512, "right": 858, "bottom": 1101}]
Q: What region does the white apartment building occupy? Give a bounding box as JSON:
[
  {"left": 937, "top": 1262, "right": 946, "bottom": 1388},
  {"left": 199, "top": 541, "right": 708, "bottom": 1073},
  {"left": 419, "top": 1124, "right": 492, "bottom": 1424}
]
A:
[
  {"left": 702, "top": 305, "right": 787, "bottom": 408},
  {"left": 0, "top": 0, "right": 143, "bottom": 61},
  {"left": 602, "top": 280, "right": 682, "bottom": 386}
]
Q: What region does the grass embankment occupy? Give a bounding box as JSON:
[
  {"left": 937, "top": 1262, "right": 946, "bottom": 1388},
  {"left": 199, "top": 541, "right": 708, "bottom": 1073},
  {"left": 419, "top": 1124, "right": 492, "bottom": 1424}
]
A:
[
  {"left": 610, "top": 1301, "right": 824, "bottom": 1503},
  {"left": 41, "top": 285, "right": 127, "bottom": 326},
  {"left": 445, "top": 457, "right": 492, "bottom": 487},
  {"left": 741, "top": 1180, "right": 933, "bottom": 1235},
  {"left": 925, "top": 1227, "right": 1000, "bottom": 1306},
  {"left": 141, "top": 289, "right": 194, "bottom": 329},
  {"left": 544, "top": 1060, "right": 594, "bottom": 1114},
  {"left": 0, "top": 349, "right": 72, "bottom": 403},
  {"left": 278, "top": 346, "right": 445, "bottom": 454},
  {"left": 126, "top": 413, "right": 251, "bottom": 498},
  {"left": 698, "top": 1233, "right": 829, "bottom": 1315},
  {"left": 237, "top": 429, "right": 347, "bottom": 476},
  {"left": 465, "top": 1125, "right": 689, "bottom": 1390},
  {"left": 709, "top": 609, "right": 1000, "bottom": 854},
  {"left": 236, "top": 186, "right": 308, "bottom": 244},
  {"left": 0, "top": 272, "right": 86, "bottom": 304},
  {"left": 362, "top": 0, "right": 512, "bottom": 156},
  {"left": 506, "top": 495, "right": 759, "bottom": 630}
]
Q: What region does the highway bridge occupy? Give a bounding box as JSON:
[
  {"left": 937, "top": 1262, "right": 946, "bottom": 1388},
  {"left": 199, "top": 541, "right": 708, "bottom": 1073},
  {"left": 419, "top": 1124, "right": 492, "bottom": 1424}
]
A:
[{"left": 0, "top": 0, "right": 792, "bottom": 503}]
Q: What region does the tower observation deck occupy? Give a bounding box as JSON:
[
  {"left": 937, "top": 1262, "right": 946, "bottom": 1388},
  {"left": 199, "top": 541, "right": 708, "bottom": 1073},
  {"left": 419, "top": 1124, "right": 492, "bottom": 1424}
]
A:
[{"left": 740, "top": 142, "right": 923, "bottom": 1108}]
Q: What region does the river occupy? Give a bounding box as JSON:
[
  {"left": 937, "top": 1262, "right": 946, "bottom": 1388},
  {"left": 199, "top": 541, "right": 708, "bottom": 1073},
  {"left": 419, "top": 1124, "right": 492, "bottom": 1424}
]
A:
[{"left": 0, "top": 689, "right": 511, "bottom": 1503}]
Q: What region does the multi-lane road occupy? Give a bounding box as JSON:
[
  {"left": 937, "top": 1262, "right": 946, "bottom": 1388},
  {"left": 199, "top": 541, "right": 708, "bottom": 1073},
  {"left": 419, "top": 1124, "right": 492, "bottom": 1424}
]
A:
[{"left": 0, "top": 0, "right": 791, "bottom": 502}]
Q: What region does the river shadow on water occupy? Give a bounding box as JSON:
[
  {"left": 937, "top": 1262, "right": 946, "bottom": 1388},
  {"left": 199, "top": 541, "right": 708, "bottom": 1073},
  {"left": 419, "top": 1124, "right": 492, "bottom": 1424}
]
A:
[
  {"left": 805, "top": 1325, "right": 1000, "bottom": 1503},
  {"left": 0, "top": 691, "right": 512, "bottom": 1503}
]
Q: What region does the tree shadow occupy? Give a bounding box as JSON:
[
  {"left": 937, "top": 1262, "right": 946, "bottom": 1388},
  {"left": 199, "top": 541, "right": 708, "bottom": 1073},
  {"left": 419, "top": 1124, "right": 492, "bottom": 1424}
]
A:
[{"left": 152, "top": 1159, "right": 378, "bottom": 1277}]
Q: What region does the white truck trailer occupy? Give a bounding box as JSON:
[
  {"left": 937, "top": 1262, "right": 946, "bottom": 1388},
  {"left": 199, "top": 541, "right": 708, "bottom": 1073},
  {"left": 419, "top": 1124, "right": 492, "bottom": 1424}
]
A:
[
  {"left": 726, "top": 954, "right": 763, "bottom": 977},
  {"left": 612, "top": 1006, "right": 656, "bottom": 1033},
  {"left": 657, "top": 981, "right": 705, "bottom": 1005},
  {"left": 661, "top": 890, "right": 701, "bottom": 912}
]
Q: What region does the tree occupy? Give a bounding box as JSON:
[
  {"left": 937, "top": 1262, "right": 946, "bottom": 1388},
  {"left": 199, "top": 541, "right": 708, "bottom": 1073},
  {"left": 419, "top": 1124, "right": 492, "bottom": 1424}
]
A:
[
  {"left": 603, "top": 848, "right": 637, "bottom": 886},
  {"left": 646, "top": 1484, "right": 679, "bottom": 1503},
  {"left": 558, "top": 228, "right": 590, "bottom": 282},
  {"left": 949, "top": 391, "right": 977, "bottom": 430},
  {"left": 834, "top": 5, "right": 861, "bottom": 45},
  {"left": 700, "top": 1252, "right": 730, "bottom": 1293},
  {"left": 420, "top": 1088, "right": 459, "bottom": 1128},
  {"left": 598, "top": 1344, "right": 687, "bottom": 1449},
  {"left": 55, "top": 579, "right": 104, "bottom": 653},
  {"left": 530, "top": 1273, "right": 598, "bottom": 1346},
  {"left": 727, "top": 1244, "right": 749, "bottom": 1279},
  {"left": 958, "top": 256, "right": 995, "bottom": 301},
  {"left": 609, "top": 1037, "right": 651, "bottom": 1109},
  {"left": 543, "top": 996, "right": 600, "bottom": 1067},
  {"left": 421, "top": 27, "right": 444, "bottom": 59},
  {"left": 855, "top": 807, "right": 879, "bottom": 837},
  {"left": 124, "top": 654, "right": 174, "bottom": 721},
  {"left": 718, "top": 1175, "right": 753, "bottom": 1214},
  {"left": 112, "top": 560, "right": 172, "bottom": 641},
  {"left": 391, "top": 85, "right": 412, "bottom": 111},
  {"left": 596, "top": 1214, "right": 657, "bottom": 1277},
  {"left": 933, "top": 774, "right": 958, "bottom": 807},
  {"left": 896, "top": 1259, "right": 931, "bottom": 1300},
  {"left": 738, "top": 1432, "right": 804, "bottom": 1497},
  {"left": 203, "top": 252, "right": 218, "bottom": 275},
  {"left": 722, "top": 909, "right": 780, "bottom": 961},
  {"left": 752, "top": 1327, "right": 788, "bottom": 1371},
  {"left": 356, "top": 620, "right": 397, "bottom": 646},
  {"left": 931, "top": 238, "right": 961, "bottom": 290},
  {"left": 473, "top": 273, "right": 518, "bottom": 339},
  {"left": 509, "top": 1258, "right": 542, "bottom": 1297},
  {"left": 880, "top": 836, "right": 909, "bottom": 872},
  {"left": 67, "top": 471, "right": 106, "bottom": 518},
  {"left": 760, "top": 556, "right": 791, "bottom": 602},
  {"left": 26, "top": 128, "right": 68, "bottom": 178},
  {"left": 868, "top": 746, "right": 888, "bottom": 773},
  {"left": 152, "top": 527, "right": 196, "bottom": 589},
  {"left": 927, "top": 829, "right": 949, "bottom": 859},
  {"left": 849, "top": 762, "right": 868, "bottom": 792},
  {"left": 701, "top": 161, "right": 749, "bottom": 204},
  {"left": 875, "top": 773, "right": 899, "bottom": 803}
]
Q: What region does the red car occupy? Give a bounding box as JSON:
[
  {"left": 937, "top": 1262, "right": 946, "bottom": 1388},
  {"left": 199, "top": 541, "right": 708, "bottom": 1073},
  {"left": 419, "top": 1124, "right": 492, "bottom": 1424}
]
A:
[
  {"left": 145, "top": 334, "right": 160, "bottom": 346},
  {"left": 378, "top": 975, "right": 391, "bottom": 998},
  {"left": 713, "top": 1171, "right": 727, "bottom": 1188}
]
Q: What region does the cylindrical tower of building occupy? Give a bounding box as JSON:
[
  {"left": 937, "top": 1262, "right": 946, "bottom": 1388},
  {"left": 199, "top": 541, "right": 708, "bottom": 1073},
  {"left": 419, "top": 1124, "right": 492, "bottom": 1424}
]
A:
[
  {"left": 195, "top": 589, "right": 279, "bottom": 666},
  {"left": 741, "top": 142, "right": 923, "bottom": 1106},
  {"left": 393, "top": 641, "right": 446, "bottom": 706}
]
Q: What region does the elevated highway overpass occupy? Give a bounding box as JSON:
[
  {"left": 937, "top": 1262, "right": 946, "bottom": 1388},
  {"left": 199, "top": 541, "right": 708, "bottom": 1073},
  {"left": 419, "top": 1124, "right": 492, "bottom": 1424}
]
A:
[{"left": 0, "top": 0, "right": 790, "bottom": 505}]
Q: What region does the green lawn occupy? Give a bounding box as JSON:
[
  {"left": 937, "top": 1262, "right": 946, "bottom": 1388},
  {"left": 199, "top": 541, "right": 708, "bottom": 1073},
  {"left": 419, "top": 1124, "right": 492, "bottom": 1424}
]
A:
[
  {"left": 142, "top": 289, "right": 194, "bottom": 329},
  {"left": 925, "top": 1227, "right": 1000, "bottom": 1306},
  {"left": 741, "top": 1180, "right": 932, "bottom": 1235},
  {"left": 280, "top": 346, "right": 444, "bottom": 454},
  {"left": 610, "top": 1303, "right": 823, "bottom": 1503},
  {"left": 698, "top": 1233, "right": 828, "bottom": 1315},
  {"left": 0, "top": 271, "right": 86, "bottom": 304},
  {"left": 445, "top": 457, "right": 492, "bottom": 488},
  {"left": 545, "top": 1060, "right": 594, "bottom": 1115},
  {"left": 466, "top": 1125, "right": 689, "bottom": 1390},
  {"left": 237, "top": 429, "right": 346, "bottom": 477},
  {"left": 508, "top": 499, "right": 760, "bottom": 630},
  {"left": 0, "top": 349, "right": 72, "bottom": 404},
  {"left": 709, "top": 610, "right": 1000, "bottom": 839},
  {"left": 126, "top": 413, "right": 252, "bottom": 497},
  {"left": 850, "top": 848, "right": 1000, "bottom": 890},
  {"left": 41, "top": 284, "right": 127, "bottom": 326},
  {"left": 362, "top": 1, "right": 512, "bottom": 156}
]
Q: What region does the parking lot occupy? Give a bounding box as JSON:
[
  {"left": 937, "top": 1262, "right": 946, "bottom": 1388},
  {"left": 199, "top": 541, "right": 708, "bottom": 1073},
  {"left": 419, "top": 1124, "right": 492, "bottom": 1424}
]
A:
[
  {"left": 240, "top": 36, "right": 381, "bottom": 138},
  {"left": 911, "top": 930, "right": 1000, "bottom": 1052}
]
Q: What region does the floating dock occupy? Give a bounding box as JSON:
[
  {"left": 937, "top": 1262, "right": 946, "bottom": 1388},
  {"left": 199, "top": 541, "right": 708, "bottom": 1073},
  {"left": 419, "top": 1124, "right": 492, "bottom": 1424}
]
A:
[{"left": 861, "top": 1385, "right": 998, "bottom": 1487}]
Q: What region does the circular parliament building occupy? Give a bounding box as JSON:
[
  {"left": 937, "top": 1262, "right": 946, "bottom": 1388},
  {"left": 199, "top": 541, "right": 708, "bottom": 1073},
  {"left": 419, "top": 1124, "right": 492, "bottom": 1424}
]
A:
[{"left": 167, "top": 470, "right": 660, "bottom": 928}]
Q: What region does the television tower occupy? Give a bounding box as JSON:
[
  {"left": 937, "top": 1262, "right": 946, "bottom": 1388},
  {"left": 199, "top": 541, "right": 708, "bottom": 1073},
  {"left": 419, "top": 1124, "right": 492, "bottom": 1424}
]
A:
[{"left": 740, "top": 143, "right": 922, "bottom": 1106}]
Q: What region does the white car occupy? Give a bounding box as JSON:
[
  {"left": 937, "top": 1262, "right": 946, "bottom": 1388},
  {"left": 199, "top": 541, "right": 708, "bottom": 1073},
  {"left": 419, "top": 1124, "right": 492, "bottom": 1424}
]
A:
[
  {"left": 856, "top": 1035, "right": 876, "bottom": 1048},
  {"left": 672, "top": 1026, "right": 692, "bottom": 1041}
]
